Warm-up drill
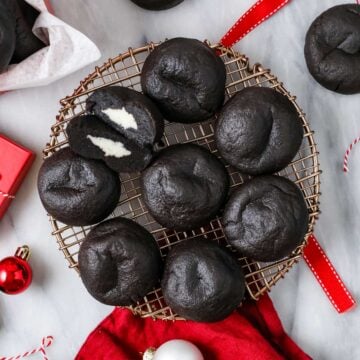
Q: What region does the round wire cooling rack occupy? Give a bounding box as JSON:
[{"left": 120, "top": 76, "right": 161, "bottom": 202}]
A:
[{"left": 43, "top": 42, "right": 321, "bottom": 321}]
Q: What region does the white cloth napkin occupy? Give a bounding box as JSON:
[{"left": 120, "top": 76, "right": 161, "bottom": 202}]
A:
[{"left": 0, "top": 0, "right": 101, "bottom": 91}]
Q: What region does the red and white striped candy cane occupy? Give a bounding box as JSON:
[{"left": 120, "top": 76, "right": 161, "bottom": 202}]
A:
[
  {"left": 343, "top": 136, "right": 360, "bottom": 172},
  {"left": 0, "top": 336, "right": 54, "bottom": 360}
]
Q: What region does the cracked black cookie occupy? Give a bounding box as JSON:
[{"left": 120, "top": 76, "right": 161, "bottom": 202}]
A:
[
  {"left": 304, "top": 4, "right": 360, "bottom": 94},
  {"left": 141, "top": 143, "right": 229, "bottom": 231},
  {"left": 130, "top": 0, "right": 184, "bottom": 10},
  {"left": 215, "top": 87, "right": 303, "bottom": 175},
  {"left": 86, "top": 86, "right": 164, "bottom": 146},
  {"left": 66, "top": 114, "right": 154, "bottom": 173},
  {"left": 141, "top": 38, "right": 226, "bottom": 123},
  {"left": 67, "top": 87, "right": 164, "bottom": 173},
  {"left": 161, "top": 238, "right": 245, "bottom": 322},
  {"left": 37, "top": 147, "right": 120, "bottom": 226},
  {"left": 223, "top": 175, "right": 309, "bottom": 262},
  {"left": 79, "top": 217, "right": 162, "bottom": 306}
]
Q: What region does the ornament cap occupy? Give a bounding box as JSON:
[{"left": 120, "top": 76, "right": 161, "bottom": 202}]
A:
[
  {"left": 143, "top": 347, "right": 156, "bottom": 360},
  {"left": 15, "top": 245, "right": 31, "bottom": 261}
]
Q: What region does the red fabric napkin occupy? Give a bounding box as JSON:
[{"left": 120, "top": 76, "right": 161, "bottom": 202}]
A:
[{"left": 76, "top": 294, "right": 311, "bottom": 360}]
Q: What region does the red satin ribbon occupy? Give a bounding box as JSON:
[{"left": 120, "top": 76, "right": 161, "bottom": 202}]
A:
[
  {"left": 303, "top": 235, "right": 356, "bottom": 313},
  {"left": 221, "top": 0, "right": 290, "bottom": 47},
  {"left": 220, "top": 0, "right": 356, "bottom": 313}
]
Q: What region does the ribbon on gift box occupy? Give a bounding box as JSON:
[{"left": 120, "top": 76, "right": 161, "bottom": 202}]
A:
[
  {"left": 219, "top": 0, "right": 356, "bottom": 313},
  {"left": 0, "top": 191, "right": 15, "bottom": 199}
]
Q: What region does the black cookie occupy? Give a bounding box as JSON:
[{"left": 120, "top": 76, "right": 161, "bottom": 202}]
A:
[
  {"left": 305, "top": 4, "right": 360, "bottom": 94},
  {"left": 66, "top": 115, "right": 153, "bottom": 173},
  {"left": 38, "top": 147, "right": 120, "bottom": 226},
  {"left": 130, "top": 0, "right": 184, "bottom": 10},
  {"left": 141, "top": 144, "right": 229, "bottom": 231},
  {"left": 79, "top": 217, "right": 162, "bottom": 306},
  {"left": 16, "top": 0, "right": 39, "bottom": 25},
  {"left": 86, "top": 87, "right": 164, "bottom": 146},
  {"left": 11, "top": 0, "right": 45, "bottom": 64},
  {"left": 0, "top": 0, "right": 16, "bottom": 72},
  {"left": 161, "top": 238, "right": 245, "bottom": 322},
  {"left": 215, "top": 87, "right": 303, "bottom": 175},
  {"left": 223, "top": 175, "right": 309, "bottom": 262},
  {"left": 141, "top": 38, "right": 226, "bottom": 123}
]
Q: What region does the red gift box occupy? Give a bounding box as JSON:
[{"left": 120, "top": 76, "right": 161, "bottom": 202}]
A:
[{"left": 0, "top": 134, "right": 35, "bottom": 219}]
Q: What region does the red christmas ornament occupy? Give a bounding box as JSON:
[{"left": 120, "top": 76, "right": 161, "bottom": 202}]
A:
[{"left": 0, "top": 245, "right": 32, "bottom": 295}]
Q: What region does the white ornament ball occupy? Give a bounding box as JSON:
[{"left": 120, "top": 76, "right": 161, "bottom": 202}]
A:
[{"left": 153, "top": 339, "right": 204, "bottom": 360}]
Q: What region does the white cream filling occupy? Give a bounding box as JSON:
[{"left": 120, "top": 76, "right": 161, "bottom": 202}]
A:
[
  {"left": 102, "top": 107, "right": 138, "bottom": 130},
  {"left": 87, "top": 135, "right": 131, "bottom": 158}
]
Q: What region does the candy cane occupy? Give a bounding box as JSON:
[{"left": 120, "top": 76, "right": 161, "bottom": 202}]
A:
[
  {"left": 0, "top": 336, "right": 54, "bottom": 360},
  {"left": 343, "top": 136, "right": 360, "bottom": 172}
]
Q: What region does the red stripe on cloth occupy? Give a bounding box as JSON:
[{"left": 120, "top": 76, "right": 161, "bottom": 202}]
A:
[
  {"left": 303, "top": 235, "right": 356, "bottom": 313},
  {"left": 220, "top": 0, "right": 290, "bottom": 48}
]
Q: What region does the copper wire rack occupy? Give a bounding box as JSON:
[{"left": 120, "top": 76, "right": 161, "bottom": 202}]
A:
[{"left": 43, "top": 42, "right": 321, "bottom": 320}]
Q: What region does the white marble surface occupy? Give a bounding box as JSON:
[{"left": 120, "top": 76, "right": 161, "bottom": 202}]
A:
[{"left": 1, "top": 0, "right": 360, "bottom": 359}]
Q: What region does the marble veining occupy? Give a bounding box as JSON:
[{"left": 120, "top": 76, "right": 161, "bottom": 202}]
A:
[{"left": 1, "top": 0, "right": 360, "bottom": 359}]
